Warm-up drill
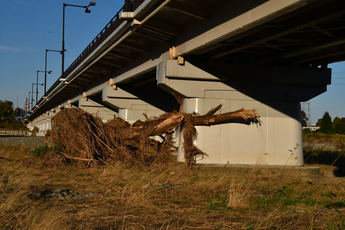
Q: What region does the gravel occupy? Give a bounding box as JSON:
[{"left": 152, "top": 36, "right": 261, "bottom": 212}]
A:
[{"left": 0, "top": 136, "right": 46, "bottom": 148}]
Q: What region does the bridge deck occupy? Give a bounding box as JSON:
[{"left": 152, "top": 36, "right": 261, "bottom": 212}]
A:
[{"left": 28, "top": 0, "right": 345, "bottom": 121}]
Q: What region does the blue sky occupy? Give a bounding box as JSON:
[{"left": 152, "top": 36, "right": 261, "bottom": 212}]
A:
[
  {"left": 0, "top": 0, "right": 344, "bottom": 124},
  {"left": 0, "top": 0, "right": 123, "bottom": 108}
]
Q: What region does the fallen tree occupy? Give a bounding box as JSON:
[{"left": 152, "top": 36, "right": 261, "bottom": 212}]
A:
[{"left": 47, "top": 105, "right": 260, "bottom": 167}]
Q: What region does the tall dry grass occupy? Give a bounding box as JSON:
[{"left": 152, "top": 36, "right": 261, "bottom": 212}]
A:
[{"left": 1, "top": 143, "right": 345, "bottom": 229}]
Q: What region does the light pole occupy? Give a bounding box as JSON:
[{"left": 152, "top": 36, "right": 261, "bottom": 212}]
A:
[
  {"left": 31, "top": 83, "right": 35, "bottom": 110},
  {"left": 45, "top": 49, "right": 62, "bottom": 95},
  {"left": 32, "top": 83, "right": 44, "bottom": 108},
  {"left": 36, "top": 70, "right": 51, "bottom": 103},
  {"left": 62, "top": 2, "right": 96, "bottom": 81},
  {"left": 28, "top": 92, "right": 32, "bottom": 111}
]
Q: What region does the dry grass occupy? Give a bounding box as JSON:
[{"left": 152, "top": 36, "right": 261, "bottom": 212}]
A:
[{"left": 1, "top": 143, "right": 345, "bottom": 230}]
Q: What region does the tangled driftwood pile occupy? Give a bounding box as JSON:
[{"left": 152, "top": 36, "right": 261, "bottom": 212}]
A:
[
  {"left": 46, "top": 104, "right": 260, "bottom": 167},
  {"left": 31, "top": 127, "right": 39, "bottom": 136}
]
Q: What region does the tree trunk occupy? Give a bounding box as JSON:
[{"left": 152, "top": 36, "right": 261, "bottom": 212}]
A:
[{"left": 117, "top": 105, "right": 259, "bottom": 140}]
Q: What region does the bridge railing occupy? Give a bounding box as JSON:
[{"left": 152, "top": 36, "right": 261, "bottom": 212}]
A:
[
  {"left": 43, "top": 0, "right": 146, "bottom": 101},
  {"left": 63, "top": 0, "right": 146, "bottom": 80}
]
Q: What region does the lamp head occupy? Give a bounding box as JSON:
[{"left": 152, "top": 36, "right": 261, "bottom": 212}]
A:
[
  {"left": 89, "top": 2, "right": 96, "bottom": 6},
  {"left": 85, "top": 8, "right": 91, "bottom": 13}
]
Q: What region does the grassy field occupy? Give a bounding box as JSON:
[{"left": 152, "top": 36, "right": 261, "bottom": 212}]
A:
[{"left": 1, "top": 141, "right": 345, "bottom": 229}]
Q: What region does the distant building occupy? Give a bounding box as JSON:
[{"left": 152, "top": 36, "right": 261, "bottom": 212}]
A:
[{"left": 303, "top": 124, "right": 320, "bottom": 132}]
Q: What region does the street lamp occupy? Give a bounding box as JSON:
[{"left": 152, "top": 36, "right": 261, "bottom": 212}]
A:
[
  {"left": 61, "top": 2, "right": 96, "bottom": 81},
  {"left": 31, "top": 83, "right": 35, "bottom": 110},
  {"left": 32, "top": 83, "right": 44, "bottom": 108},
  {"left": 45, "top": 49, "right": 62, "bottom": 95},
  {"left": 28, "top": 92, "right": 32, "bottom": 111},
  {"left": 36, "top": 70, "right": 51, "bottom": 103}
]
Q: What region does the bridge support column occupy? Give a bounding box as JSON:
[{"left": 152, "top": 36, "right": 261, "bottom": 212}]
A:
[
  {"left": 177, "top": 98, "right": 303, "bottom": 166},
  {"left": 28, "top": 111, "right": 54, "bottom": 136},
  {"left": 156, "top": 59, "right": 331, "bottom": 166}
]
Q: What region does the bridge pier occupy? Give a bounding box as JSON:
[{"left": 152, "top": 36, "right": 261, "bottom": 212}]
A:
[
  {"left": 156, "top": 59, "right": 331, "bottom": 166},
  {"left": 102, "top": 86, "right": 162, "bottom": 123},
  {"left": 27, "top": 111, "right": 55, "bottom": 136},
  {"left": 178, "top": 98, "right": 303, "bottom": 166}
]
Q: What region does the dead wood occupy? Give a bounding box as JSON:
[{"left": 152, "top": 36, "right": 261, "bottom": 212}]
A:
[
  {"left": 119, "top": 114, "right": 184, "bottom": 140},
  {"left": 192, "top": 107, "right": 260, "bottom": 126},
  {"left": 47, "top": 104, "right": 260, "bottom": 167},
  {"left": 31, "top": 127, "right": 39, "bottom": 136}
]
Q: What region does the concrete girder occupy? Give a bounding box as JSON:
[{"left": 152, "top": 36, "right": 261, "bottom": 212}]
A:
[
  {"left": 118, "top": 41, "right": 150, "bottom": 53},
  {"left": 107, "top": 50, "right": 135, "bottom": 62},
  {"left": 156, "top": 59, "right": 331, "bottom": 102},
  {"left": 143, "top": 20, "right": 179, "bottom": 37},
  {"left": 165, "top": 1, "right": 209, "bottom": 21},
  {"left": 134, "top": 29, "right": 171, "bottom": 44},
  {"left": 173, "top": 0, "right": 311, "bottom": 58},
  {"left": 99, "top": 58, "right": 123, "bottom": 68}
]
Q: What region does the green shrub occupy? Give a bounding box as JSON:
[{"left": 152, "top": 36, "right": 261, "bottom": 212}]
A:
[
  {"left": 30, "top": 145, "right": 52, "bottom": 157},
  {"left": 30, "top": 145, "right": 62, "bottom": 158},
  {"left": 335, "top": 123, "right": 345, "bottom": 135}
]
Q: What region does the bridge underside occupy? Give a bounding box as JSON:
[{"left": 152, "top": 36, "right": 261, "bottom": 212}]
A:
[{"left": 28, "top": 0, "right": 344, "bottom": 165}]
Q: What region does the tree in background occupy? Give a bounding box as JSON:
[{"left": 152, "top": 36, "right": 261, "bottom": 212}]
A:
[
  {"left": 301, "top": 110, "right": 309, "bottom": 127},
  {"left": 333, "top": 116, "right": 340, "bottom": 127},
  {"left": 14, "top": 107, "right": 26, "bottom": 118},
  {"left": 0, "top": 100, "right": 14, "bottom": 123},
  {"left": 316, "top": 119, "right": 323, "bottom": 127},
  {"left": 319, "top": 111, "right": 335, "bottom": 134},
  {"left": 335, "top": 118, "right": 345, "bottom": 134}
]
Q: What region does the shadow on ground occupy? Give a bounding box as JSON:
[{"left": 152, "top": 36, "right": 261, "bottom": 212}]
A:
[{"left": 304, "top": 148, "right": 345, "bottom": 177}]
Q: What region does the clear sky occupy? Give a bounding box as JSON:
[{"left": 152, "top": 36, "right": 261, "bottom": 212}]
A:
[
  {"left": 0, "top": 0, "right": 123, "bottom": 109},
  {"left": 0, "top": 0, "right": 344, "bottom": 124}
]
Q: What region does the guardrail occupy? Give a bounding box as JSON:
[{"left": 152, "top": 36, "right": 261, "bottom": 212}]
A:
[{"left": 0, "top": 130, "right": 30, "bottom": 136}]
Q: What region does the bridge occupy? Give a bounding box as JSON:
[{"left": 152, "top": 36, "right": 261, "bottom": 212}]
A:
[{"left": 26, "top": 0, "right": 345, "bottom": 166}]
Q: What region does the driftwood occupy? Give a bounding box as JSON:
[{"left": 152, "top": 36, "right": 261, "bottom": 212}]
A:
[
  {"left": 48, "top": 104, "right": 260, "bottom": 166},
  {"left": 117, "top": 106, "right": 259, "bottom": 140}
]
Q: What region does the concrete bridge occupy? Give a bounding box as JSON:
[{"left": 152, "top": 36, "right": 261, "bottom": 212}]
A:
[{"left": 26, "top": 0, "right": 345, "bottom": 166}]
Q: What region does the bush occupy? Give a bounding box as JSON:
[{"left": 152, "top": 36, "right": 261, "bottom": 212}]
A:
[
  {"left": 0, "top": 120, "right": 28, "bottom": 130},
  {"left": 30, "top": 145, "right": 62, "bottom": 158},
  {"left": 0, "top": 100, "right": 14, "bottom": 123},
  {"left": 335, "top": 123, "right": 345, "bottom": 135}
]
